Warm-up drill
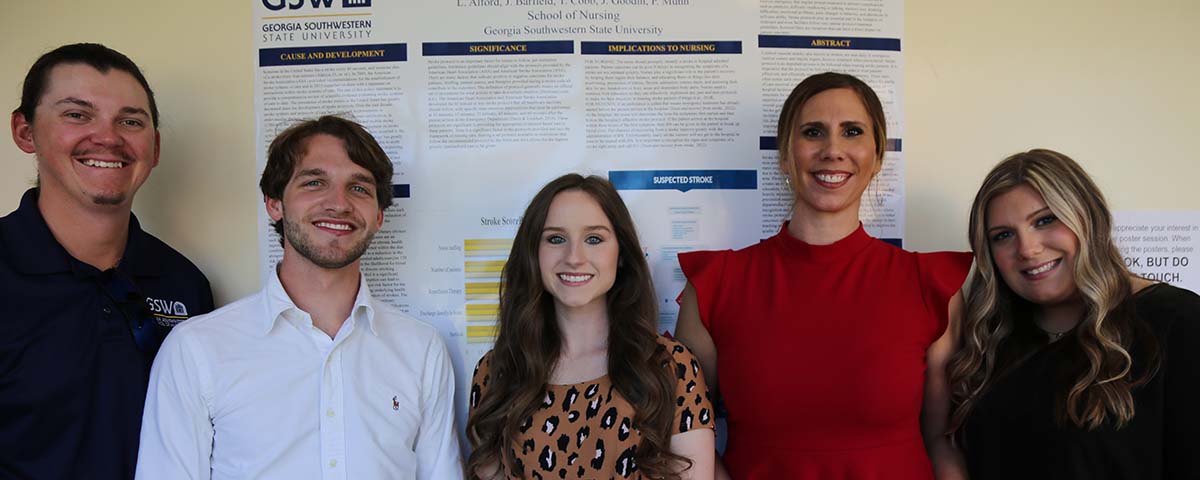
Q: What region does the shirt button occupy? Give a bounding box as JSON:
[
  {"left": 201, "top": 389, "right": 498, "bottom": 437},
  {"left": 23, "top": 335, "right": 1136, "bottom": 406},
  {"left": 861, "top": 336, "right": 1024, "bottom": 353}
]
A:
[
  {"left": 329, "top": 459, "right": 338, "bottom": 468},
  {"left": 102, "top": 307, "right": 112, "bottom": 315},
  {"left": 326, "top": 409, "right": 336, "bottom": 418}
]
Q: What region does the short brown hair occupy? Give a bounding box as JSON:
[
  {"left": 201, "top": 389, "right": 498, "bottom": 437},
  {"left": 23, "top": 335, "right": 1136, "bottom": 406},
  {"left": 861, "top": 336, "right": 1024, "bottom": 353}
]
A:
[
  {"left": 260, "top": 116, "right": 394, "bottom": 239},
  {"left": 16, "top": 43, "right": 159, "bottom": 127}
]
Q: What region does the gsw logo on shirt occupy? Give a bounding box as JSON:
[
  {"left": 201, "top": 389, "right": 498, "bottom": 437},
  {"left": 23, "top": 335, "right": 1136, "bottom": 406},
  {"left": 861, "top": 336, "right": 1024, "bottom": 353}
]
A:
[{"left": 145, "top": 296, "right": 191, "bottom": 326}]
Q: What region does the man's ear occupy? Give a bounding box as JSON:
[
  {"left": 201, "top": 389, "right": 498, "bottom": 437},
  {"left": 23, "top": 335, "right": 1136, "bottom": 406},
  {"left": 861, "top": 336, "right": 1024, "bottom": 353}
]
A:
[
  {"left": 266, "top": 194, "right": 284, "bottom": 222},
  {"left": 11, "top": 112, "right": 37, "bottom": 154}
]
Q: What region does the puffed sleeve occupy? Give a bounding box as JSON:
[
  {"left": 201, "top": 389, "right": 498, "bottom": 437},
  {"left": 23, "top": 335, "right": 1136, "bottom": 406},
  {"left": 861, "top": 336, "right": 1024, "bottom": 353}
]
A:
[
  {"left": 677, "top": 250, "right": 730, "bottom": 332},
  {"left": 1163, "top": 288, "right": 1200, "bottom": 479},
  {"left": 916, "top": 251, "right": 973, "bottom": 341},
  {"left": 660, "top": 337, "right": 715, "bottom": 434}
]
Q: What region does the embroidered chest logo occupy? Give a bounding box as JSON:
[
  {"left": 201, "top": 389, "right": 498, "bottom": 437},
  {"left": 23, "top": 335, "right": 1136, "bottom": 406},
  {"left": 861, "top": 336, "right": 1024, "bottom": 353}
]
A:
[
  {"left": 392, "top": 396, "right": 399, "bottom": 411},
  {"left": 145, "top": 297, "right": 190, "bottom": 326}
]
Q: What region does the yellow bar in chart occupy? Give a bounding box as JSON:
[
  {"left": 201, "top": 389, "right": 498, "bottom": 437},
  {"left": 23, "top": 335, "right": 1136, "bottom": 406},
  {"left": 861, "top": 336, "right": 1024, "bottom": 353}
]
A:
[
  {"left": 464, "top": 239, "right": 513, "bottom": 257},
  {"left": 465, "top": 282, "right": 500, "bottom": 300},
  {"left": 465, "top": 260, "right": 506, "bottom": 279},
  {"left": 466, "top": 325, "right": 498, "bottom": 343},
  {"left": 466, "top": 303, "right": 499, "bottom": 322}
]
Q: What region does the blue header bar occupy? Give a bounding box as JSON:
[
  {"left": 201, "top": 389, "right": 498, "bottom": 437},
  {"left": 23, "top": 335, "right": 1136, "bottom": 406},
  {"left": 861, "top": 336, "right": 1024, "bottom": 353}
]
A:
[
  {"left": 581, "top": 41, "right": 742, "bottom": 55},
  {"left": 609, "top": 170, "right": 756, "bottom": 193},
  {"left": 760, "top": 136, "right": 777, "bottom": 151},
  {"left": 259, "top": 43, "right": 406, "bottom": 67},
  {"left": 759, "top": 136, "right": 903, "bottom": 152},
  {"left": 422, "top": 40, "right": 573, "bottom": 56},
  {"left": 392, "top": 184, "right": 410, "bottom": 199},
  {"left": 758, "top": 35, "right": 900, "bottom": 52}
]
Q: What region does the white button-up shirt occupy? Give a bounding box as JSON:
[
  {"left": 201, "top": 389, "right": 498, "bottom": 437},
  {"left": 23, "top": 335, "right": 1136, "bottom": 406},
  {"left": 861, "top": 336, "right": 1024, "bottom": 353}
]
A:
[{"left": 136, "top": 271, "right": 462, "bottom": 480}]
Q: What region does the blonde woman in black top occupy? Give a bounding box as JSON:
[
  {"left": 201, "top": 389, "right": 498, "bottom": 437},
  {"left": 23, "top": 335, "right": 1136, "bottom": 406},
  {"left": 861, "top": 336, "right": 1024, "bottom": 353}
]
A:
[{"left": 947, "top": 149, "right": 1200, "bottom": 479}]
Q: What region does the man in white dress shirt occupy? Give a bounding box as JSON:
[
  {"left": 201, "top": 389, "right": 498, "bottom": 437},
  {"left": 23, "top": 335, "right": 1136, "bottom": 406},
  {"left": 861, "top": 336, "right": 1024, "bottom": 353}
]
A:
[{"left": 136, "top": 116, "right": 462, "bottom": 479}]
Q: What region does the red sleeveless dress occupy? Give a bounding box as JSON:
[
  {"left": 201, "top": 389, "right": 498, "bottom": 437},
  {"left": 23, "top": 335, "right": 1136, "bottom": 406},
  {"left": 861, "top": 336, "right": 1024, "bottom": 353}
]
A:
[{"left": 679, "top": 224, "right": 971, "bottom": 479}]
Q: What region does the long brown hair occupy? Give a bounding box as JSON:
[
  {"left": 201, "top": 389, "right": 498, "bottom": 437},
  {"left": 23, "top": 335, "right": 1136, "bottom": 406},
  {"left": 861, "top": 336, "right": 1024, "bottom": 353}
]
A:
[
  {"left": 466, "top": 174, "right": 689, "bottom": 478},
  {"left": 948, "top": 149, "right": 1160, "bottom": 433}
]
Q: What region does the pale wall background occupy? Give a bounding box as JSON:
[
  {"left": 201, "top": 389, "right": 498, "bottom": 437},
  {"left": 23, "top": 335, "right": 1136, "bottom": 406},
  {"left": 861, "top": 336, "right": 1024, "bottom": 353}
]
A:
[{"left": 2, "top": 0, "right": 1197, "bottom": 305}]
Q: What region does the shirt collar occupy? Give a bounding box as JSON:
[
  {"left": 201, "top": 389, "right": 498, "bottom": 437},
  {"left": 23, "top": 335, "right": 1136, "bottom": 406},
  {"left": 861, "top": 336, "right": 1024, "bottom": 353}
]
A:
[
  {"left": 772, "top": 220, "right": 874, "bottom": 264},
  {"left": 261, "top": 265, "right": 378, "bottom": 337},
  {"left": 120, "top": 213, "right": 163, "bottom": 276},
  {"left": 3, "top": 188, "right": 72, "bottom": 275},
  {"left": 1, "top": 188, "right": 161, "bottom": 277}
]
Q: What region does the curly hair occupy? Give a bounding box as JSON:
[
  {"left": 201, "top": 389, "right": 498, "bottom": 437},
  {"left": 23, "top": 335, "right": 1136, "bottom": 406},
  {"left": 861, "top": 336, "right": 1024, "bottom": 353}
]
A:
[
  {"left": 465, "top": 174, "right": 690, "bottom": 479},
  {"left": 947, "top": 149, "right": 1160, "bottom": 434}
]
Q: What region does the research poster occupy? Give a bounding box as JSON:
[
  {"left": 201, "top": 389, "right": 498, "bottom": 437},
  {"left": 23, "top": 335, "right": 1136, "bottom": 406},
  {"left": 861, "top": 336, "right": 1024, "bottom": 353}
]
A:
[{"left": 254, "top": 0, "right": 905, "bottom": 429}]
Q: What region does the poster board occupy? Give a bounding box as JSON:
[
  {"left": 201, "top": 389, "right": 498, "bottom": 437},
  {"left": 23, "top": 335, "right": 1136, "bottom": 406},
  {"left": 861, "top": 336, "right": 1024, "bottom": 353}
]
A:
[{"left": 253, "top": 0, "right": 906, "bottom": 431}]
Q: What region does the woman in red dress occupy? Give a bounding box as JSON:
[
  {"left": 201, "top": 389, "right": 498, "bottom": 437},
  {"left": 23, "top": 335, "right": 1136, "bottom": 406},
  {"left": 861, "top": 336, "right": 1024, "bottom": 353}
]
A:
[{"left": 675, "top": 72, "right": 971, "bottom": 479}]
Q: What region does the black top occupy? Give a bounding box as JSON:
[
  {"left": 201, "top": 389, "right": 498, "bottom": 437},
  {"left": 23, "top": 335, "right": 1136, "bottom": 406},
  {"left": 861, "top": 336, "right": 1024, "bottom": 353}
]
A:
[
  {"left": 963, "top": 283, "right": 1200, "bottom": 479},
  {"left": 0, "top": 189, "right": 214, "bottom": 480}
]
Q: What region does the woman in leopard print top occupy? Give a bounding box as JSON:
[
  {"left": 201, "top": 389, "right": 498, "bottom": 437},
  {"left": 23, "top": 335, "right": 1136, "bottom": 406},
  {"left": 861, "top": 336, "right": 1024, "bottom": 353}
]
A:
[{"left": 466, "top": 174, "right": 715, "bottom": 479}]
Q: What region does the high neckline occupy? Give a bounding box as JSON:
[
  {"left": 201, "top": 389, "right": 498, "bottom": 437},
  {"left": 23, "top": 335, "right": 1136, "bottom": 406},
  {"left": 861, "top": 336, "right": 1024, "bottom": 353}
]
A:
[{"left": 771, "top": 221, "right": 875, "bottom": 263}]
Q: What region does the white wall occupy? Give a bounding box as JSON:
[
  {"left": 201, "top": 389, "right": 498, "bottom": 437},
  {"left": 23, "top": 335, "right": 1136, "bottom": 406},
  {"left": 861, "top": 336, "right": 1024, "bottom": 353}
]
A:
[
  {"left": 905, "top": 0, "right": 1200, "bottom": 250},
  {"left": 3, "top": 0, "right": 1197, "bottom": 305}
]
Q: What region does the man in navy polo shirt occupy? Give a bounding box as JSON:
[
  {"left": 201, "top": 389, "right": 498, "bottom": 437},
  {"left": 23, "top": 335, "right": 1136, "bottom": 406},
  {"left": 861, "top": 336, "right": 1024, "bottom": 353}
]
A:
[{"left": 0, "top": 43, "right": 214, "bottom": 479}]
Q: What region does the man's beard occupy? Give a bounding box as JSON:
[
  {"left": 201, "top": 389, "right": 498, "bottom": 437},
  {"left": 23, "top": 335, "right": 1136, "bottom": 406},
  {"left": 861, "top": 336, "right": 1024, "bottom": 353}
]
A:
[
  {"left": 76, "top": 147, "right": 135, "bottom": 206},
  {"left": 281, "top": 213, "right": 375, "bottom": 269},
  {"left": 91, "top": 192, "right": 126, "bottom": 206}
]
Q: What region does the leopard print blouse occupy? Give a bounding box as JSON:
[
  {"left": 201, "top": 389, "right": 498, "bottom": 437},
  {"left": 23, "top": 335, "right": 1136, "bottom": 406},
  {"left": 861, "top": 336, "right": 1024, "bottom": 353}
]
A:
[{"left": 470, "top": 336, "right": 715, "bottom": 479}]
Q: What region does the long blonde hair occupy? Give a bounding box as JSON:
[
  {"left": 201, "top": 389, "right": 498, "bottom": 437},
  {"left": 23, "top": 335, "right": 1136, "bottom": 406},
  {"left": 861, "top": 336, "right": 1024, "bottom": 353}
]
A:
[{"left": 948, "top": 149, "right": 1159, "bottom": 432}]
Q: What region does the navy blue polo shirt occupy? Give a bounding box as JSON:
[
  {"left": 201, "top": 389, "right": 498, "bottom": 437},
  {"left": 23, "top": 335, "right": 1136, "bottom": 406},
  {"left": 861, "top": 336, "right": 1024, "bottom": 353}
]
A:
[{"left": 0, "top": 189, "right": 214, "bottom": 480}]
